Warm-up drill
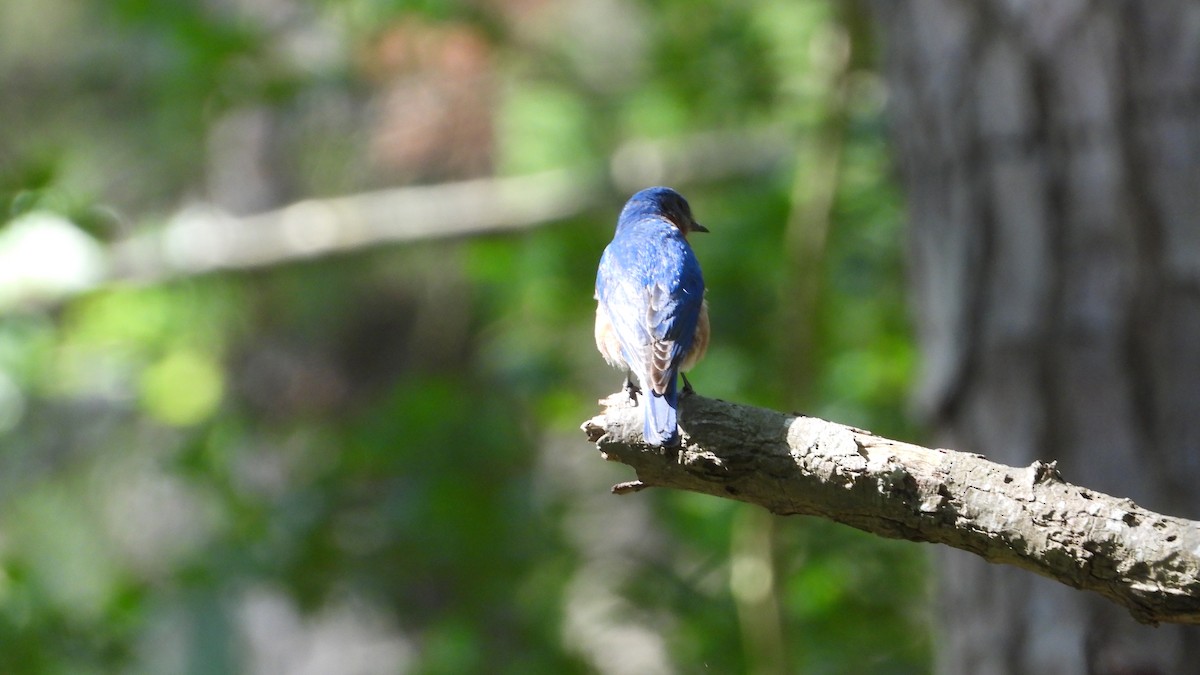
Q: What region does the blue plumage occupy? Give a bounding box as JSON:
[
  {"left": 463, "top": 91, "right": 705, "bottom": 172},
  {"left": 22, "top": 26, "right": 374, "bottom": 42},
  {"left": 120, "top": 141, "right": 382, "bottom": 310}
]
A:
[{"left": 595, "top": 187, "right": 709, "bottom": 446}]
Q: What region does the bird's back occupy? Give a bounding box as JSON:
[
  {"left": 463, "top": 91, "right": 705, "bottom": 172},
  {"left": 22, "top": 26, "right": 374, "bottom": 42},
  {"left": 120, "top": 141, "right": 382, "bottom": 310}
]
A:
[
  {"left": 595, "top": 187, "right": 708, "bottom": 446},
  {"left": 597, "top": 216, "right": 704, "bottom": 382}
]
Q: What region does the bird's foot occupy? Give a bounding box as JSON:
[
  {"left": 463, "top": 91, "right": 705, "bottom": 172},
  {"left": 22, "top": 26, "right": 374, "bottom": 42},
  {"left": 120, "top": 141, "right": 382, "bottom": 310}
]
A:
[
  {"left": 623, "top": 377, "right": 642, "bottom": 404},
  {"left": 681, "top": 373, "right": 696, "bottom": 395}
]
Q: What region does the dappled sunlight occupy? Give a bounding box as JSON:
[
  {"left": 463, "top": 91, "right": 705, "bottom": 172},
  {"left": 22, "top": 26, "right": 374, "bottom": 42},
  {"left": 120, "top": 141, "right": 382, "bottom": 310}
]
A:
[
  {"left": 0, "top": 212, "right": 106, "bottom": 308},
  {"left": 0, "top": 0, "right": 927, "bottom": 672}
]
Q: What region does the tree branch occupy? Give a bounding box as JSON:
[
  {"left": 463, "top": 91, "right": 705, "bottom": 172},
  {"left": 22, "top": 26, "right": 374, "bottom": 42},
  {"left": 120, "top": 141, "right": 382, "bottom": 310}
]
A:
[
  {"left": 581, "top": 392, "right": 1200, "bottom": 626},
  {"left": 108, "top": 128, "right": 788, "bottom": 283}
]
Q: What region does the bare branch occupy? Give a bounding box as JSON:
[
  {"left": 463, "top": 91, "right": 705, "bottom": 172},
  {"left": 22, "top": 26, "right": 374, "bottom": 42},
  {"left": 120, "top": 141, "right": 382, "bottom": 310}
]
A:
[
  {"left": 581, "top": 393, "right": 1200, "bottom": 626},
  {"left": 109, "top": 128, "right": 788, "bottom": 283}
]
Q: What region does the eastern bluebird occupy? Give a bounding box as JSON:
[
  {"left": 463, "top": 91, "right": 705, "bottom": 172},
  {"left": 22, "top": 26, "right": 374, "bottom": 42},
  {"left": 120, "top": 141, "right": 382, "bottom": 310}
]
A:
[{"left": 595, "top": 186, "right": 710, "bottom": 446}]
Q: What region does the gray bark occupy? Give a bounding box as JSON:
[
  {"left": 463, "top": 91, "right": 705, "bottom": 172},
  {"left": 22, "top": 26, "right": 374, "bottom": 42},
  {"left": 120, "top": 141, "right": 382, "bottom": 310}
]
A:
[
  {"left": 873, "top": 0, "right": 1200, "bottom": 672},
  {"left": 581, "top": 393, "right": 1200, "bottom": 626}
]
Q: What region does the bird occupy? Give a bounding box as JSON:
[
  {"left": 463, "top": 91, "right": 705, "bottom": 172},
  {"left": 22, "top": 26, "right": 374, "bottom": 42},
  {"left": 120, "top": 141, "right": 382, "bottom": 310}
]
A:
[{"left": 594, "top": 186, "right": 709, "bottom": 446}]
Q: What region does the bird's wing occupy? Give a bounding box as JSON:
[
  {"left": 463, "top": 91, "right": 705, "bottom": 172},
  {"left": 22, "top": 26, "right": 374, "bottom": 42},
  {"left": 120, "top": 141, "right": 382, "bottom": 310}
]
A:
[
  {"left": 644, "top": 254, "right": 704, "bottom": 394},
  {"left": 598, "top": 228, "right": 705, "bottom": 395},
  {"left": 597, "top": 247, "right": 653, "bottom": 375}
]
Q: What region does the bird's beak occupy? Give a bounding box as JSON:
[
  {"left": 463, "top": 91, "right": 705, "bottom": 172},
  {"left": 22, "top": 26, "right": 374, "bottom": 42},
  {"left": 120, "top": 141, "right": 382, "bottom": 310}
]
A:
[{"left": 691, "top": 221, "right": 709, "bottom": 233}]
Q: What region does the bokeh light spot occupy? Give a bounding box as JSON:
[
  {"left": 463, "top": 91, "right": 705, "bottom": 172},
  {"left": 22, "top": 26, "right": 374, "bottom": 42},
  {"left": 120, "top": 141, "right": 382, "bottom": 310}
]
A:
[{"left": 140, "top": 351, "right": 223, "bottom": 426}]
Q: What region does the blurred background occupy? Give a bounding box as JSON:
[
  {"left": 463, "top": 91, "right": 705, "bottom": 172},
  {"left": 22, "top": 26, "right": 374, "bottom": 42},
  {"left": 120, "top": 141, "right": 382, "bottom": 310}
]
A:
[
  {"left": 0, "top": 1, "right": 925, "bottom": 672},
  {"left": 10, "top": 0, "right": 1200, "bottom": 673}
]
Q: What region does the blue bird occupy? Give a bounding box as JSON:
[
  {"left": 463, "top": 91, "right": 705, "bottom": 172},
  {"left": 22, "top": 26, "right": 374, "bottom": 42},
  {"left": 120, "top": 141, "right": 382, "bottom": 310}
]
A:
[{"left": 595, "top": 186, "right": 710, "bottom": 446}]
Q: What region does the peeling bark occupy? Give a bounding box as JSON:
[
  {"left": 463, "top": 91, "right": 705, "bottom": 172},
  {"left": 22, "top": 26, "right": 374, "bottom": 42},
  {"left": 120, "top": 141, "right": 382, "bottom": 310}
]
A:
[{"left": 581, "top": 392, "right": 1200, "bottom": 627}]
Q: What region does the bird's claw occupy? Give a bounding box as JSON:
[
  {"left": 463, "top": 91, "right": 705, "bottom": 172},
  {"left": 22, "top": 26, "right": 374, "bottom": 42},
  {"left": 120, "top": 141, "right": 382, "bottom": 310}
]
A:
[
  {"left": 623, "top": 377, "right": 642, "bottom": 404},
  {"left": 681, "top": 373, "right": 695, "bottom": 395}
]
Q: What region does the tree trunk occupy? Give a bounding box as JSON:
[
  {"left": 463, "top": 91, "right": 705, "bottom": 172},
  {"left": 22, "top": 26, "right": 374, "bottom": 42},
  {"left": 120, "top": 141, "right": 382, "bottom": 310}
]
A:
[{"left": 874, "top": 1, "right": 1200, "bottom": 672}]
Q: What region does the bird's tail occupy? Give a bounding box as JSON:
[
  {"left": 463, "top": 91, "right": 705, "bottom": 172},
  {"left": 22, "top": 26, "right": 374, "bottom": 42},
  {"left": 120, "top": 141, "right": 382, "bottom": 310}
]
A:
[{"left": 643, "top": 378, "right": 679, "bottom": 446}]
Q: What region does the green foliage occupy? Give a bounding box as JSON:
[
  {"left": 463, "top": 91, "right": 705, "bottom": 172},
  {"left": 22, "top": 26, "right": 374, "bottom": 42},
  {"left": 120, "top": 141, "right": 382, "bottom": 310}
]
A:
[{"left": 0, "top": 0, "right": 930, "bottom": 672}]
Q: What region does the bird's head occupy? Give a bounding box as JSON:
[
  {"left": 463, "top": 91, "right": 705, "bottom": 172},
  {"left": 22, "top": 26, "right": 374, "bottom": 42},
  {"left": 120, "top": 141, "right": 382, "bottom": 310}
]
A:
[{"left": 620, "top": 186, "right": 709, "bottom": 237}]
